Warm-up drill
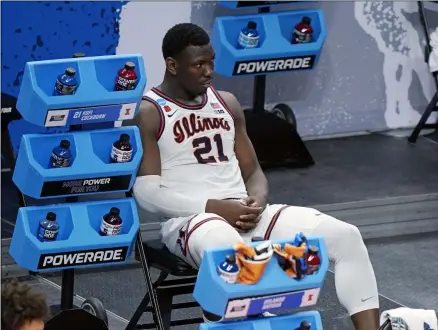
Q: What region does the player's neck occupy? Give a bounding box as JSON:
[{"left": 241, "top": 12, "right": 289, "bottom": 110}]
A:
[{"left": 159, "top": 77, "right": 203, "bottom": 103}]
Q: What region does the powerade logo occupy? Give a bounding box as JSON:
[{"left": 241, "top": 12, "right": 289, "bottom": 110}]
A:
[
  {"left": 232, "top": 55, "right": 316, "bottom": 76},
  {"left": 37, "top": 247, "right": 129, "bottom": 269}
]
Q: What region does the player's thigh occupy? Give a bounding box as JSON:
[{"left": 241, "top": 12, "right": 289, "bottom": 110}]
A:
[
  {"left": 263, "top": 205, "right": 362, "bottom": 247},
  {"left": 161, "top": 213, "right": 243, "bottom": 267},
  {"left": 254, "top": 204, "right": 327, "bottom": 240}
]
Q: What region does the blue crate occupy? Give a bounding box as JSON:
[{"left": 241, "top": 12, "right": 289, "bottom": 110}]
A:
[
  {"left": 211, "top": 10, "right": 326, "bottom": 77},
  {"left": 193, "top": 237, "right": 328, "bottom": 318},
  {"left": 219, "top": 1, "right": 301, "bottom": 9},
  {"left": 12, "top": 126, "right": 142, "bottom": 199},
  {"left": 8, "top": 120, "right": 55, "bottom": 158},
  {"left": 16, "top": 54, "right": 146, "bottom": 127},
  {"left": 199, "top": 311, "right": 323, "bottom": 330},
  {"left": 9, "top": 198, "right": 139, "bottom": 272}
]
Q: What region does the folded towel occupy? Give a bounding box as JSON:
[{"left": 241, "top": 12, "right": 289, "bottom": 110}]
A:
[
  {"left": 380, "top": 307, "right": 437, "bottom": 330},
  {"left": 428, "top": 27, "right": 438, "bottom": 72}
]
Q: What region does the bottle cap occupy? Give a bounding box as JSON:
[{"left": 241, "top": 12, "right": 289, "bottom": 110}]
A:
[
  {"left": 120, "top": 133, "right": 130, "bottom": 142},
  {"left": 125, "top": 62, "right": 135, "bottom": 70},
  {"left": 251, "top": 236, "right": 264, "bottom": 242},
  {"left": 309, "top": 245, "right": 319, "bottom": 253},
  {"left": 302, "top": 16, "right": 312, "bottom": 25},
  {"left": 247, "top": 21, "right": 257, "bottom": 30},
  {"left": 60, "top": 140, "right": 70, "bottom": 149},
  {"left": 110, "top": 207, "right": 120, "bottom": 215},
  {"left": 300, "top": 320, "right": 311, "bottom": 329},
  {"left": 46, "top": 212, "right": 57, "bottom": 221},
  {"left": 72, "top": 53, "right": 85, "bottom": 58},
  {"left": 225, "top": 254, "right": 236, "bottom": 264},
  {"left": 65, "top": 67, "right": 76, "bottom": 76}
]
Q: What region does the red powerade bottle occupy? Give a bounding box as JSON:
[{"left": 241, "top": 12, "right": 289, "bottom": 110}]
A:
[
  {"left": 100, "top": 207, "right": 123, "bottom": 236},
  {"left": 306, "top": 245, "right": 321, "bottom": 275},
  {"left": 114, "top": 62, "right": 138, "bottom": 91},
  {"left": 292, "top": 16, "right": 313, "bottom": 44}
]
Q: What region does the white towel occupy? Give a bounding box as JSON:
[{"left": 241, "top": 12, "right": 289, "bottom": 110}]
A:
[
  {"left": 380, "top": 307, "right": 437, "bottom": 330},
  {"left": 429, "top": 27, "right": 438, "bottom": 73}
]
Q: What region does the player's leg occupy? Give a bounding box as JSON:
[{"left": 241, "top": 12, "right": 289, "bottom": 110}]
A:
[
  {"left": 161, "top": 212, "right": 244, "bottom": 322},
  {"left": 256, "top": 205, "right": 379, "bottom": 330},
  {"left": 161, "top": 212, "right": 243, "bottom": 268}
]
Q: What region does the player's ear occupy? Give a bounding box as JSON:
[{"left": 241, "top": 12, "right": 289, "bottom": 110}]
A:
[{"left": 165, "top": 57, "right": 178, "bottom": 76}]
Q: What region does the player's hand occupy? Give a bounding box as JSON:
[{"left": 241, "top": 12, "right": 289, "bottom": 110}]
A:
[
  {"left": 205, "top": 199, "right": 263, "bottom": 233},
  {"left": 239, "top": 196, "right": 267, "bottom": 222}
]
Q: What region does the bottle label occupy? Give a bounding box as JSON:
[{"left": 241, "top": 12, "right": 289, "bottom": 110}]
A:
[
  {"left": 100, "top": 218, "right": 122, "bottom": 236},
  {"left": 111, "top": 145, "right": 133, "bottom": 163},
  {"left": 218, "top": 268, "right": 239, "bottom": 284},
  {"left": 307, "top": 264, "right": 319, "bottom": 274},
  {"left": 293, "top": 29, "right": 312, "bottom": 43},
  {"left": 115, "top": 76, "right": 137, "bottom": 90},
  {"left": 238, "top": 32, "right": 260, "bottom": 48},
  {"left": 218, "top": 261, "right": 239, "bottom": 284},
  {"left": 55, "top": 79, "right": 77, "bottom": 95},
  {"left": 38, "top": 226, "right": 59, "bottom": 241},
  {"left": 51, "top": 152, "right": 72, "bottom": 168}
]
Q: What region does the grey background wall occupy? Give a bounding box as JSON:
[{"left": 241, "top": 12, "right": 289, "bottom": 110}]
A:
[
  {"left": 3, "top": 1, "right": 438, "bottom": 138},
  {"left": 117, "top": 1, "right": 438, "bottom": 137},
  {"left": 189, "top": 1, "right": 438, "bottom": 137}
]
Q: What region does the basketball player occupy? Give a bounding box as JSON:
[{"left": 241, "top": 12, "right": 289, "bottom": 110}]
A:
[{"left": 133, "top": 23, "right": 379, "bottom": 330}]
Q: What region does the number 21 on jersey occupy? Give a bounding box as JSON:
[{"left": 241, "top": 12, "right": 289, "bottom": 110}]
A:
[{"left": 192, "top": 133, "right": 228, "bottom": 164}]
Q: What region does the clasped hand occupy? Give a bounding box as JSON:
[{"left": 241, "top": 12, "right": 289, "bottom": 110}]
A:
[{"left": 206, "top": 196, "right": 267, "bottom": 233}]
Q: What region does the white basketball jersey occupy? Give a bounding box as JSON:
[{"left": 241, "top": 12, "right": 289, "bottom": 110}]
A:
[{"left": 143, "top": 87, "right": 248, "bottom": 201}]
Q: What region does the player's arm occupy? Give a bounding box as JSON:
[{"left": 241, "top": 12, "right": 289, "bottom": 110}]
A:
[
  {"left": 219, "top": 91, "right": 269, "bottom": 206},
  {"left": 132, "top": 101, "right": 209, "bottom": 218}
]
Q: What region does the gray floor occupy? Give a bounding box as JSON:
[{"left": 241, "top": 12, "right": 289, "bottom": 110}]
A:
[
  {"left": 265, "top": 133, "right": 438, "bottom": 207},
  {"left": 426, "top": 130, "right": 438, "bottom": 143},
  {"left": 366, "top": 231, "right": 438, "bottom": 311}
]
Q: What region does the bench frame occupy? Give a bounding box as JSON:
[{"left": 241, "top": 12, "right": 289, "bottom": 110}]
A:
[{"left": 125, "top": 234, "right": 202, "bottom": 330}]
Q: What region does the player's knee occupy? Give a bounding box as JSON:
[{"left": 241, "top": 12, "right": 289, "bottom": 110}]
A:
[
  {"left": 189, "top": 213, "right": 242, "bottom": 259},
  {"left": 340, "top": 223, "right": 363, "bottom": 243},
  {"left": 197, "top": 215, "right": 242, "bottom": 247},
  {"left": 334, "top": 222, "right": 367, "bottom": 257}
]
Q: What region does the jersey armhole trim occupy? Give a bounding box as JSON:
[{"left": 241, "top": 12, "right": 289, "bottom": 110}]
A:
[
  {"left": 142, "top": 96, "right": 166, "bottom": 141},
  {"left": 210, "top": 86, "right": 236, "bottom": 122}
]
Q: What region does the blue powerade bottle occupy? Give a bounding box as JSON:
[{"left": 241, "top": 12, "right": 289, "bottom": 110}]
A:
[
  {"left": 50, "top": 140, "right": 73, "bottom": 168},
  {"left": 218, "top": 254, "right": 239, "bottom": 284},
  {"left": 37, "top": 212, "right": 59, "bottom": 242},
  {"left": 54, "top": 67, "right": 78, "bottom": 96},
  {"left": 238, "top": 21, "right": 260, "bottom": 49}
]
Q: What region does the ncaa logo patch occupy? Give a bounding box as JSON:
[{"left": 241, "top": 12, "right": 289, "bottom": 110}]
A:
[{"left": 156, "top": 98, "right": 166, "bottom": 106}]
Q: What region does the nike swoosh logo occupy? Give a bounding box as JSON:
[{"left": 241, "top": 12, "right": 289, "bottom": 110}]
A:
[
  {"left": 167, "top": 110, "right": 178, "bottom": 118},
  {"left": 361, "top": 296, "right": 374, "bottom": 302}
]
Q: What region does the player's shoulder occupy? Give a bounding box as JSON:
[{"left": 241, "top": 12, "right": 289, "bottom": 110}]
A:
[
  {"left": 138, "top": 96, "right": 163, "bottom": 119},
  {"left": 216, "top": 90, "right": 238, "bottom": 105},
  {"left": 215, "top": 89, "right": 244, "bottom": 120},
  {"left": 129, "top": 96, "right": 161, "bottom": 132}
]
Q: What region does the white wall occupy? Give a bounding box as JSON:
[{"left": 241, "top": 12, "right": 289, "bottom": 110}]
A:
[{"left": 116, "top": 1, "right": 192, "bottom": 92}]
